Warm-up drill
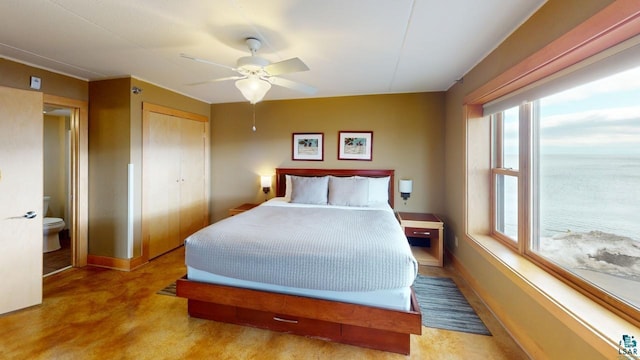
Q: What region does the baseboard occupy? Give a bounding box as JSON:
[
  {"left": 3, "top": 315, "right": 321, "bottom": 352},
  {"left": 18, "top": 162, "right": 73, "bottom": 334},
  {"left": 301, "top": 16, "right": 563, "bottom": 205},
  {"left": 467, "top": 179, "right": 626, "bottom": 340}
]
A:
[
  {"left": 87, "top": 254, "right": 147, "bottom": 271},
  {"left": 447, "top": 235, "right": 637, "bottom": 359},
  {"left": 447, "top": 252, "right": 532, "bottom": 359}
]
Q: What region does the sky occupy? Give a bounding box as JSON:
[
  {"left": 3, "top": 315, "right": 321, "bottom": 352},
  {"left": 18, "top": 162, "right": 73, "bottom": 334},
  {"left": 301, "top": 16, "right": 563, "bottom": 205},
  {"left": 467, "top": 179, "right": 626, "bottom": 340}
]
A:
[{"left": 503, "top": 64, "right": 640, "bottom": 155}]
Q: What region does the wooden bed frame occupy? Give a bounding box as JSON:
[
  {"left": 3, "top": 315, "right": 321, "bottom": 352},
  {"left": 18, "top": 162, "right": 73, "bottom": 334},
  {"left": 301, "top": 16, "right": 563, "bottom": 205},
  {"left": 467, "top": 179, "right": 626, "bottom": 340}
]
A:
[{"left": 176, "top": 168, "right": 421, "bottom": 354}]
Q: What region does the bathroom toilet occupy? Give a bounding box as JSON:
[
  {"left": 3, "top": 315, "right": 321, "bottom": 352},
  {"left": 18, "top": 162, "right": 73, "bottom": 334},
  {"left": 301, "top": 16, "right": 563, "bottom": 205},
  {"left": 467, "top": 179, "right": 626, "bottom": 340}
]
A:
[{"left": 43, "top": 196, "right": 65, "bottom": 253}]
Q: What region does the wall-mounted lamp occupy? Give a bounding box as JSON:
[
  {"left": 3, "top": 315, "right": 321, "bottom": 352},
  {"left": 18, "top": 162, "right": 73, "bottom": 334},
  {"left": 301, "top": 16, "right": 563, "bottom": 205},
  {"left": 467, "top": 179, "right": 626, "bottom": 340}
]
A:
[
  {"left": 399, "top": 179, "right": 413, "bottom": 202},
  {"left": 260, "top": 175, "right": 271, "bottom": 195}
]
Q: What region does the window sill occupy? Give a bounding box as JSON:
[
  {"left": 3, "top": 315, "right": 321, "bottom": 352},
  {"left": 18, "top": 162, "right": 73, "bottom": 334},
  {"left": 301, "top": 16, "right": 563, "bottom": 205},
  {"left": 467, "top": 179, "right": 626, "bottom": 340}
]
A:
[{"left": 460, "top": 233, "right": 639, "bottom": 358}]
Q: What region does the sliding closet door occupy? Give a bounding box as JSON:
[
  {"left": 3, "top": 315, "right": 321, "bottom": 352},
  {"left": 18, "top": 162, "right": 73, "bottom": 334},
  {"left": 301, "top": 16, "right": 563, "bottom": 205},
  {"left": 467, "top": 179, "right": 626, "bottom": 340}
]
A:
[
  {"left": 142, "top": 103, "right": 207, "bottom": 260},
  {"left": 179, "top": 119, "right": 207, "bottom": 242},
  {"left": 144, "top": 112, "right": 181, "bottom": 259}
]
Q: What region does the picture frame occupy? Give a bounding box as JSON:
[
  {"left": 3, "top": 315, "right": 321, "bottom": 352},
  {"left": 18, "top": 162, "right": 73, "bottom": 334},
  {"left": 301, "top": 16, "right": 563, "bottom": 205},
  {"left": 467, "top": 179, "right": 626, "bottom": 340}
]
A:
[
  {"left": 292, "top": 133, "right": 324, "bottom": 161},
  {"left": 338, "top": 131, "right": 373, "bottom": 161}
]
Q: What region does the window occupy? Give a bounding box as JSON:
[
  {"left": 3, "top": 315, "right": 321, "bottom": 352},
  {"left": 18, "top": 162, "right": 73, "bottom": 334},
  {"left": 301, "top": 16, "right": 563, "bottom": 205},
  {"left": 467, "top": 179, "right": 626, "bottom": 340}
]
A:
[
  {"left": 491, "top": 107, "right": 520, "bottom": 244},
  {"left": 489, "top": 65, "right": 640, "bottom": 319}
]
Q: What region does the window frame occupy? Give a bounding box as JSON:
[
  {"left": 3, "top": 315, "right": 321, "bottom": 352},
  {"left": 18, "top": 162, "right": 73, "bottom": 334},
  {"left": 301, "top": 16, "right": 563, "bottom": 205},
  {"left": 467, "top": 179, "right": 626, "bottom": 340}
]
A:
[
  {"left": 489, "top": 94, "right": 640, "bottom": 326},
  {"left": 490, "top": 104, "right": 532, "bottom": 253},
  {"left": 490, "top": 111, "right": 520, "bottom": 248},
  {"left": 491, "top": 170, "right": 518, "bottom": 244},
  {"left": 464, "top": 2, "right": 640, "bottom": 327}
]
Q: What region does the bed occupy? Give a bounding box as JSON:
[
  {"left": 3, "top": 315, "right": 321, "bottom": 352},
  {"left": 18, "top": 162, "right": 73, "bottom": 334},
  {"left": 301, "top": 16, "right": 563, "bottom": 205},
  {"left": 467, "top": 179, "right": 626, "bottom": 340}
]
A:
[{"left": 176, "top": 168, "right": 422, "bottom": 354}]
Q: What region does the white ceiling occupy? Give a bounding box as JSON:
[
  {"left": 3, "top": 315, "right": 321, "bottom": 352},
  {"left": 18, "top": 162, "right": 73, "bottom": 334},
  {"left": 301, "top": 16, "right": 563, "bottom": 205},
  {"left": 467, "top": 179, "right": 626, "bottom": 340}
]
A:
[{"left": 0, "top": 0, "right": 546, "bottom": 104}]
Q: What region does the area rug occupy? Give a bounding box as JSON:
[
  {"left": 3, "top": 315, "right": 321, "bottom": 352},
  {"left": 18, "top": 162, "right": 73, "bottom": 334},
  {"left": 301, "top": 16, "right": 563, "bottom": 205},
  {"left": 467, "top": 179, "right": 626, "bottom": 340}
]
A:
[
  {"left": 158, "top": 275, "right": 491, "bottom": 336},
  {"left": 157, "top": 282, "right": 176, "bottom": 296},
  {"left": 413, "top": 274, "right": 491, "bottom": 336}
]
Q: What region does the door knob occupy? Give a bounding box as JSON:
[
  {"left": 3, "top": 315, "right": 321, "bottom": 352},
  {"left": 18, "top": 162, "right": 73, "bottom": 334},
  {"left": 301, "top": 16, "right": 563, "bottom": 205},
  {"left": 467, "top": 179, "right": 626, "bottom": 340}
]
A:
[{"left": 24, "top": 211, "right": 37, "bottom": 219}]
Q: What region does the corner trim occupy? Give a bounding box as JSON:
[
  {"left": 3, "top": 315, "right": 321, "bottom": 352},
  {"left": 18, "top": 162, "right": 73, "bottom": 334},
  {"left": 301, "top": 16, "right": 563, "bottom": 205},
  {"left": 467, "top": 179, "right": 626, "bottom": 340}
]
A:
[{"left": 87, "top": 254, "right": 147, "bottom": 272}]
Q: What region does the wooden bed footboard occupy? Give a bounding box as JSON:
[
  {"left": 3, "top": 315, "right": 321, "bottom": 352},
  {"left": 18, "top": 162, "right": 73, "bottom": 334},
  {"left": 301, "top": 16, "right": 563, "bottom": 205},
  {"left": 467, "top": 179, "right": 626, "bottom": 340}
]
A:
[{"left": 176, "top": 277, "right": 422, "bottom": 355}]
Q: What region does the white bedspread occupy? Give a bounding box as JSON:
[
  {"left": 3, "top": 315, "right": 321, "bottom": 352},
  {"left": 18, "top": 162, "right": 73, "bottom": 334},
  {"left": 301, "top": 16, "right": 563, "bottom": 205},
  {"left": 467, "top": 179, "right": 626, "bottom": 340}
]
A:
[{"left": 185, "top": 199, "right": 417, "bottom": 292}]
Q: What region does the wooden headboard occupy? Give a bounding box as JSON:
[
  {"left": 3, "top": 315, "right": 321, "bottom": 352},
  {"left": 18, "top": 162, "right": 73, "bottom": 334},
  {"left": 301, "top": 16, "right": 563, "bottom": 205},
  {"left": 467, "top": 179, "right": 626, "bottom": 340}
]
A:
[{"left": 275, "top": 168, "right": 395, "bottom": 208}]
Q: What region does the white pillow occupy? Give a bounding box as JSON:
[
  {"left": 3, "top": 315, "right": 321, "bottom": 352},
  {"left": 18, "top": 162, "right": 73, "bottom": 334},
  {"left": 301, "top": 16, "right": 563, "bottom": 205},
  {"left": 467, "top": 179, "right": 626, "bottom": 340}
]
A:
[
  {"left": 328, "top": 176, "right": 369, "bottom": 207},
  {"left": 356, "top": 176, "right": 390, "bottom": 205},
  {"left": 285, "top": 175, "right": 292, "bottom": 200},
  {"left": 290, "top": 176, "right": 329, "bottom": 204}
]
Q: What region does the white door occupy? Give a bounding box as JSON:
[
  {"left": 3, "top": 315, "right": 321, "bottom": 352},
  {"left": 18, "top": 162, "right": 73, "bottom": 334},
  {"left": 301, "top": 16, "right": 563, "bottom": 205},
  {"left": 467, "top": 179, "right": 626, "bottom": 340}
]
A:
[{"left": 0, "top": 86, "right": 43, "bottom": 314}]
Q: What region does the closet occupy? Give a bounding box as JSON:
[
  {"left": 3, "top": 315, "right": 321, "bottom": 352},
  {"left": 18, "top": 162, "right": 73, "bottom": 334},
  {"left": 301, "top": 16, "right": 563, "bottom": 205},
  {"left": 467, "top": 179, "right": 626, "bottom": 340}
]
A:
[{"left": 142, "top": 103, "right": 208, "bottom": 259}]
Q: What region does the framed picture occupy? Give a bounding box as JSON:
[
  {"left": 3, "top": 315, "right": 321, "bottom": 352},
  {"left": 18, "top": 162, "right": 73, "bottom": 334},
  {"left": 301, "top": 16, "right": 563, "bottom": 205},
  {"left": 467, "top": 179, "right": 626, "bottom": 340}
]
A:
[
  {"left": 292, "top": 133, "right": 324, "bottom": 161},
  {"left": 338, "top": 131, "right": 373, "bottom": 161}
]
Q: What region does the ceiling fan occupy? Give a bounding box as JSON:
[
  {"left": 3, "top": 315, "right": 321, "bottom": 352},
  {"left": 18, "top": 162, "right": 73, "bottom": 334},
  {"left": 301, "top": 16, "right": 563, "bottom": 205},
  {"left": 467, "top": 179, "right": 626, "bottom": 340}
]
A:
[{"left": 181, "top": 38, "right": 316, "bottom": 104}]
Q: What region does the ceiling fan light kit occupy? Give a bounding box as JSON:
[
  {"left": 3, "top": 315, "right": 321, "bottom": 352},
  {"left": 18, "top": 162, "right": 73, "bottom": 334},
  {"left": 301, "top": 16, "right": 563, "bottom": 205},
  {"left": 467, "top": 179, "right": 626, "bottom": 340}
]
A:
[
  {"left": 235, "top": 77, "right": 271, "bottom": 104},
  {"left": 182, "top": 37, "right": 315, "bottom": 104}
]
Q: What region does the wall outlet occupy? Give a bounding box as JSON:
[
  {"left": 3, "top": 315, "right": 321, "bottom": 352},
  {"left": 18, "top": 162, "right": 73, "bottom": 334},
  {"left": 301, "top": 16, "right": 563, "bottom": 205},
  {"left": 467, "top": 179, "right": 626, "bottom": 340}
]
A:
[{"left": 454, "top": 235, "right": 459, "bottom": 247}]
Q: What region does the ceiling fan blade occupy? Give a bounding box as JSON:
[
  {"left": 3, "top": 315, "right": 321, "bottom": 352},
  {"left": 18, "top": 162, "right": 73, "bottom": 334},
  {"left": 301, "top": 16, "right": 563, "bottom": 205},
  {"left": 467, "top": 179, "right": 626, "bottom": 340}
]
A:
[
  {"left": 264, "top": 57, "right": 309, "bottom": 76},
  {"left": 186, "top": 76, "right": 245, "bottom": 86},
  {"left": 267, "top": 77, "right": 317, "bottom": 95},
  {"left": 180, "top": 53, "right": 236, "bottom": 71}
]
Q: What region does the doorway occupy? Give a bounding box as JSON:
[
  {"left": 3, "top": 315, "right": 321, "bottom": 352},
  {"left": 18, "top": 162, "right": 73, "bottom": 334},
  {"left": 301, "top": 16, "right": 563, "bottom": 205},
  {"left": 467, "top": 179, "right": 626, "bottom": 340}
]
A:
[
  {"left": 43, "top": 95, "right": 88, "bottom": 274},
  {"left": 42, "top": 104, "right": 71, "bottom": 275}
]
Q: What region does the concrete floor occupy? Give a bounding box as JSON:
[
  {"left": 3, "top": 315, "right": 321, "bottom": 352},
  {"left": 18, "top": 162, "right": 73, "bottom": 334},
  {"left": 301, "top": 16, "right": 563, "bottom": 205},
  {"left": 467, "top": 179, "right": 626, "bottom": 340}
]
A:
[{"left": 0, "top": 246, "right": 528, "bottom": 359}]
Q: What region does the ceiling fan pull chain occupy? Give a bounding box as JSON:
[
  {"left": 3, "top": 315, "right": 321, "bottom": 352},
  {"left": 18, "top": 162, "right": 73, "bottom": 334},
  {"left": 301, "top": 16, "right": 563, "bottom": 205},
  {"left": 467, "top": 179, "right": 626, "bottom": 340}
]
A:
[{"left": 252, "top": 104, "right": 257, "bottom": 132}]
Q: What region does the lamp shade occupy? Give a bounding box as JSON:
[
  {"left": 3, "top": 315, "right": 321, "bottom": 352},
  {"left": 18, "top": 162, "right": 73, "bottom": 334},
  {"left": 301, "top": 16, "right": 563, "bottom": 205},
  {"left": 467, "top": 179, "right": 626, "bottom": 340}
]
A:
[
  {"left": 399, "top": 179, "right": 413, "bottom": 194},
  {"left": 260, "top": 175, "right": 271, "bottom": 188},
  {"left": 235, "top": 77, "right": 271, "bottom": 104}
]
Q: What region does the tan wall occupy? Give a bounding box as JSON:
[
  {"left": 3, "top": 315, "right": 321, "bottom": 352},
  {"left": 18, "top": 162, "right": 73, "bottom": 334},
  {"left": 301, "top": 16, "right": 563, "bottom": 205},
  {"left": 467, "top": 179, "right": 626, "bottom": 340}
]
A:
[
  {"left": 444, "top": 0, "right": 615, "bottom": 358},
  {"left": 88, "top": 77, "right": 210, "bottom": 259},
  {"left": 88, "top": 78, "right": 132, "bottom": 257},
  {"left": 210, "top": 92, "right": 445, "bottom": 222},
  {"left": 0, "top": 58, "right": 87, "bottom": 101}
]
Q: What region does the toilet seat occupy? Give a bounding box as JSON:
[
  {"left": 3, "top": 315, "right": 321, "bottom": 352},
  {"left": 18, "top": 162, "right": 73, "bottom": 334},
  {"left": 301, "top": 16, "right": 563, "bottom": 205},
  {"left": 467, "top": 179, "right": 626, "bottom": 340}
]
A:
[{"left": 44, "top": 217, "right": 65, "bottom": 229}]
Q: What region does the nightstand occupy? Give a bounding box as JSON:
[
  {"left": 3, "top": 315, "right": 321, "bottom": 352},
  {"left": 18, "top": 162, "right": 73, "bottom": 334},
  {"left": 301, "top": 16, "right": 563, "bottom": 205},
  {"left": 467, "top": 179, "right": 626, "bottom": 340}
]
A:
[
  {"left": 397, "top": 212, "right": 444, "bottom": 267},
  {"left": 228, "top": 203, "right": 259, "bottom": 216}
]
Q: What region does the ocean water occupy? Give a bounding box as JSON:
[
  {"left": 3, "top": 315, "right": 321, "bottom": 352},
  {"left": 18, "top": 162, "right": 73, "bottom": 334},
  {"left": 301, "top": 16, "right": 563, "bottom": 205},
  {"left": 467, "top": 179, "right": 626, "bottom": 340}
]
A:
[
  {"left": 538, "top": 154, "right": 640, "bottom": 241},
  {"left": 501, "top": 154, "right": 640, "bottom": 288}
]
